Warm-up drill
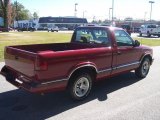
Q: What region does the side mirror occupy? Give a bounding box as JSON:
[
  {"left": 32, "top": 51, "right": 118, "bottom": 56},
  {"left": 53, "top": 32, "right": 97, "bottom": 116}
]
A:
[{"left": 134, "top": 40, "right": 140, "bottom": 47}]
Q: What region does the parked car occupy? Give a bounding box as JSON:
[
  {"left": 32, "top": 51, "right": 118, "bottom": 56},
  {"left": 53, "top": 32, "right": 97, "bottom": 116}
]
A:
[
  {"left": 37, "top": 27, "right": 47, "bottom": 31},
  {"left": 17, "top": 27, "right": 36, "bottom": 32},
  {"left": 133, "top": 27, "right": 140, "bottom": 33},
  {"left": 0, "top": 26, "right": 153, "bottom": 100},
  {"left": 48, "top": 26, "right": 59, "bottom": 32},
  {"left": 139, "top": 24, "right": 160, "bottom": 37},
  {"left": 59, "top": 27, "right": 68, "bottom": 30},
  {"left": 0, "top": 26, "right": 9, "bottom": 32}
]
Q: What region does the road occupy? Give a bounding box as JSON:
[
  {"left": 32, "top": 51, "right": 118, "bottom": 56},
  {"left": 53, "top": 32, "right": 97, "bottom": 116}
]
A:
[{"left": 0, "top": 47, "right": 160, "bottom": 120}]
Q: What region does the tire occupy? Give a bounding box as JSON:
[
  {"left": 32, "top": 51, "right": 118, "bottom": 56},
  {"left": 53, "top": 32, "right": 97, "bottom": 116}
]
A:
[
  {"left": 147, "top": 31, "right": 151, "bottom": 37},
  {"left": 69, "top": 72, "right": 93, "bottom": 101},
  {"left": 139, "top": 33, "right": 142, "bottom": 37},
  {"left": 135, "top": 58, "right": 150, "bottom": 78}
]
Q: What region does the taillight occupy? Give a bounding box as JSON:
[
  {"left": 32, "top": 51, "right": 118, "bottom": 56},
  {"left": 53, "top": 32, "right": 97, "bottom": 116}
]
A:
[{"left": 35, "top": 58, "right": 48, "bottom": 71}]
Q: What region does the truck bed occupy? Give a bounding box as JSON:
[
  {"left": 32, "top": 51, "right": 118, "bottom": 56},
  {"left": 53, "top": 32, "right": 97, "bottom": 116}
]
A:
[
  {"left": 4, "top": 42, "right": 107, "bottom": 82},
  {"left": 11, "top": 42, "right": 105, "bottom": 53}
]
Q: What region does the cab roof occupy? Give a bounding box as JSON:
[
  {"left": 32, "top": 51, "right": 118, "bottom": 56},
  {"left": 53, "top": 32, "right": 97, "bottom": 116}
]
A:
[{"left": 77, "top": 26, "right": 123, "bottom": 31}]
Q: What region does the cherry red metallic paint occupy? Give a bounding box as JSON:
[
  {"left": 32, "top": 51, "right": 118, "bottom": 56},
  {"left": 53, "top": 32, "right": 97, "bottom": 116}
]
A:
[{"left": 0, "top": 26, "right": 153, "bottom": 94}]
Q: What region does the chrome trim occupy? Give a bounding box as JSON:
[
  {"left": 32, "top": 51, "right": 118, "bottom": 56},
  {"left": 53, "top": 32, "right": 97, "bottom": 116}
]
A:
[
  {"left": 97, "top": 61, "right": 140, "bottom": 74},
  {"left": 116, "top": 61, "right": 140, "bottom": 69},
  {"left": 98, "top": 68, "right": 112, "bottom": 74},
  {"left": 41, "top": 78, "right": 68, "bottom": 85},
  {"left": 68, "top": 64, "right": 98, "bottom": 79}
]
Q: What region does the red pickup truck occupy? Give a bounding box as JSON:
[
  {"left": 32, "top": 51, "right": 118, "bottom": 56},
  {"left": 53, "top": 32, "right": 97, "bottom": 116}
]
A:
[{"left": 0, "top": 26, "right": 153, "bottom": 100}]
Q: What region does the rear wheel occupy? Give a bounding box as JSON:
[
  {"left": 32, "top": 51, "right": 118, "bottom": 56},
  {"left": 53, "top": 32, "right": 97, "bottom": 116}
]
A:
[
  {"left": 135, "top": 58, "right": 150, "bottom": 78},
  {"left": 147, "top": 31, "right": 151, "bottom": 37},
  {"left": 69, "top": 72, "right": 93, "bottom": 101}
]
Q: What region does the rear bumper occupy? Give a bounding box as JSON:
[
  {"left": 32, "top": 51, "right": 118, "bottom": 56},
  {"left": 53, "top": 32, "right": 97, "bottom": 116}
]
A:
[
  {"left": 0, "top": 71, "right": 6, "bottom": 77},
  {"left": 0, "top": 71, "right": 67, "bottom": 94}
]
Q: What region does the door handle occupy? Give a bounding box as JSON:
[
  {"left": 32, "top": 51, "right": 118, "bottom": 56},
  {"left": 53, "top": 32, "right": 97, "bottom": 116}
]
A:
[{"left": 117, "top": 51, "right": 121, "bottom": 55}]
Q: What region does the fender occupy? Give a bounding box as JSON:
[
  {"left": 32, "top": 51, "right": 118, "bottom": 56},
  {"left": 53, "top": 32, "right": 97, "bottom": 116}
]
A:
[
  {"left": 68, "top": 61, "right": 98, "bottom": 79},
  {"left": 140, "top": 52, "right": 153, "bottom": 63}
]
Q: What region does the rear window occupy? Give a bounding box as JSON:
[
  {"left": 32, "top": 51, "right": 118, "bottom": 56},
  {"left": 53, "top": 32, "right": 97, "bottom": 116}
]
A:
[{"left": 74, "top": 28, "right": 110, "bottom": 46}]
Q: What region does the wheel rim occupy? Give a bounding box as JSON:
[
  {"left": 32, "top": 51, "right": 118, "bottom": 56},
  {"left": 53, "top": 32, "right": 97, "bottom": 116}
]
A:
[
  {"left": 141, "top": 60, "right": 150, "bottom": 76},
  {"left": 74, "top": 77, "right": 90, "bottom": 98}
]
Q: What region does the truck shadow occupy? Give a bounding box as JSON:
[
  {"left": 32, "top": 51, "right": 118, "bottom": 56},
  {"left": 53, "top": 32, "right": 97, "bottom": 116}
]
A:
[{"left": 0, "top": 72, "right": 143, "bottom": 120}]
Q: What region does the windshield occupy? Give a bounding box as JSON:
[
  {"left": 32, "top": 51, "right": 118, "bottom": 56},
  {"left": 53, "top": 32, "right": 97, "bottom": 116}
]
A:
[{"left": 74, "top": 28, "right": 110, "bottom": 45}]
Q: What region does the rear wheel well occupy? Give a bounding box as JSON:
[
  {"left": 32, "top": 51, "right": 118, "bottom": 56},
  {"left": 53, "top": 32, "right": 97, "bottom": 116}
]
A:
[{"left": 67, "top": 67, "right": 97, "bottom": 88}]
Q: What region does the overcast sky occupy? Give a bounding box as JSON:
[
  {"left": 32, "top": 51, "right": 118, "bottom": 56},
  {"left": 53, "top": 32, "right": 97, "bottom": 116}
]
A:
[{"left": 13, "top": 0, "right": 160, "bottom": 21}]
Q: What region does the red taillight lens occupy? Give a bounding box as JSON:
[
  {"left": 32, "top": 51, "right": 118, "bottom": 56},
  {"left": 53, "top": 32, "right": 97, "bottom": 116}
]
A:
[{"left": 35, "top": 59, "right": 48, "bottom": 71}]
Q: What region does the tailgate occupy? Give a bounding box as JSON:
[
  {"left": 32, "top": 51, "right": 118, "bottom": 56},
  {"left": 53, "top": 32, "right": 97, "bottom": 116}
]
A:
[{"left": 4, "top": 46, "right": 37, "bottom": 78}]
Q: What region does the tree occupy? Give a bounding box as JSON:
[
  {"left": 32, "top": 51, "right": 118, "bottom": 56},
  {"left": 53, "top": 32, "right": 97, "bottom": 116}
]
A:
[
  {"left": 0, "top": 3, "right": 3, "bottom": 17},
  {"left": 0, "top": 0, "right": 10, "bottom": 31},
  {"left": 33, "top": 12, "right": 39, "bottom": 19},
  {"left": 11, "top": 1, "right": 32, "bottom": 21}
]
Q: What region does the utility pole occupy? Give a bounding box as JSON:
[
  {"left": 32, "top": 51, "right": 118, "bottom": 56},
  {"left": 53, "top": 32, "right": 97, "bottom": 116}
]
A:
[
  {"left": 83, "top": 10, "right": 86, "bottom": 18},
  {"left": 74, "top": 3, "right": 78, "bottom": 17},
  {"left": 112, "top": 0, "right": 114, "bottom": 25},
  {"left": 149, "top": 1, "right": 155, "bottom": 22},
  {"left": 109, "top": 8, "right": 112, "bottom": 22},
  {"left": 144, "top": 12, "right": 147, "bottom": 23}
]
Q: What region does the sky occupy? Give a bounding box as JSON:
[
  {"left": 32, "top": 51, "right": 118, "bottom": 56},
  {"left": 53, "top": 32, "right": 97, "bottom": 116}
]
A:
[{"left": 13, "top": 0, "right": 160, "bottom": 22}]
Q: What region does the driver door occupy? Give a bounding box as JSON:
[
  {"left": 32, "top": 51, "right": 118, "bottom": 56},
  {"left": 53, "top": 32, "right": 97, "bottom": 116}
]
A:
[{"left": 112, "top": 30, "right": 141, "bottom": 74}]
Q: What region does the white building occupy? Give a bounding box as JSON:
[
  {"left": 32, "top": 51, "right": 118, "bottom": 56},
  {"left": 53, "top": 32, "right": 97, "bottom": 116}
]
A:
[
  {"left": 13, "top": 17, "right": 88, "bottom": 30},
  {"left": 14, "top": 19, "right": 39, "bottom": 29}
]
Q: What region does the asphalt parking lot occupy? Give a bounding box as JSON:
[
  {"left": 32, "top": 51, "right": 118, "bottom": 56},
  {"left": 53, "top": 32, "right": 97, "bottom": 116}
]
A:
[{"left": 0, "top": 47, "right": 160, "bottom": 120}]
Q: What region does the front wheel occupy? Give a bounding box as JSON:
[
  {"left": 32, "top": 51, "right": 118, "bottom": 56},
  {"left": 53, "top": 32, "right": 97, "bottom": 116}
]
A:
[
  {"left": 139, "top": 33, "right": 142, "bottom": 37},
  {"left": 135, "top": 58, "right": 150, "bottom": 78},
  {"left": 69, "top": 73, "right": 93, "bottom": 101}
]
